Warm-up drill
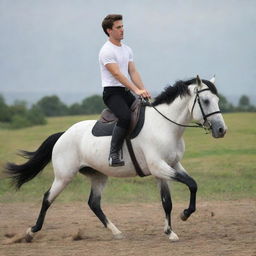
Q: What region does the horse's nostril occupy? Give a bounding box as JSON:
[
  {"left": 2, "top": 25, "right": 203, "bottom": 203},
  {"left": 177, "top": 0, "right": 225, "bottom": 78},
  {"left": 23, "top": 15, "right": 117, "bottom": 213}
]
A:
[{"left": 218, "top": 127, "right": 227, "bottom": 137}]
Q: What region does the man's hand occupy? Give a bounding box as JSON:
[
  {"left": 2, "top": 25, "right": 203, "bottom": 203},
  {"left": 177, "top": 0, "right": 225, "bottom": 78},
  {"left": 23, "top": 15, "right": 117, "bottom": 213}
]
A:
[{"left": 134, "top": 88, "right": 151, "bottom": 99}]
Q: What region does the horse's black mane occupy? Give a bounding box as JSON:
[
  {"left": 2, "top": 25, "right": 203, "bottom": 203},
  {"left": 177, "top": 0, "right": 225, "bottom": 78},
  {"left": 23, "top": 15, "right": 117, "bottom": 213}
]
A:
[{"left": 152, "top": 78, "right": 218, "bottom": 106}]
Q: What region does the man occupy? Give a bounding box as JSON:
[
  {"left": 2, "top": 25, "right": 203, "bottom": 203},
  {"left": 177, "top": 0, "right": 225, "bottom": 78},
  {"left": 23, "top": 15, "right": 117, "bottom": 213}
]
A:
[{"left": 99, "top": 14, "right": 151, "bottom": 167}]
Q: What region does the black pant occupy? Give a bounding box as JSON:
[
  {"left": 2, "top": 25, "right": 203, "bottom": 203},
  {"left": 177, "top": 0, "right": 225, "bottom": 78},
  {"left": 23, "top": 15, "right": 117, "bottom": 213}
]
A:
[{"left": 103, "top": 87, "right": 136, "bottom": 129}]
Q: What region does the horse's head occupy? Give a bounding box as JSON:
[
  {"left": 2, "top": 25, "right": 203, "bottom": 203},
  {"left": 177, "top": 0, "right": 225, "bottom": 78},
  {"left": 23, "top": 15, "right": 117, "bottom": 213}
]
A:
[{"left": 189, "top": 75, "right": 227, "bottom": 138}]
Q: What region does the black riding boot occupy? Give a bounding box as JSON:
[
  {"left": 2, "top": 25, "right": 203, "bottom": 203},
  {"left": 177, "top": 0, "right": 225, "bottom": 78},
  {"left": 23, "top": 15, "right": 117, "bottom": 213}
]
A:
[{"left": 109, "top": 126, "right": 127, "bottom": 167}]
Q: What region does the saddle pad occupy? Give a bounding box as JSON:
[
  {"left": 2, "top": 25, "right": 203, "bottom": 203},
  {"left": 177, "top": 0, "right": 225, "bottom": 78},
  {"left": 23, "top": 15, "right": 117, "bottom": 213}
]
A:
[
  {"left": 92, "top": 121, "right": 116, "bottom": 137},
  {"left": 91, "top": 105, "right": 146, "bottom": 139}
]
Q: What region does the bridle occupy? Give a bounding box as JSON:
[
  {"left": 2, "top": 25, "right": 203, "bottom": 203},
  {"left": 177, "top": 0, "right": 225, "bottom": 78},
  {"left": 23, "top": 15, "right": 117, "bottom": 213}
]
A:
[
  {"left": 191, "top": 88, "right": 221, "bottom": 128},
  {"left": 146, "top": 87, "right": 221, "bottom": 130}
]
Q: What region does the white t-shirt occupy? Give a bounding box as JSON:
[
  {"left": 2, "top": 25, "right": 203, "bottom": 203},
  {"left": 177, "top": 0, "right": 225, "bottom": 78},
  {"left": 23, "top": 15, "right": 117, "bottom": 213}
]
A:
[{"left": 99, "top": 40, "right": 133, "bottom": 87}]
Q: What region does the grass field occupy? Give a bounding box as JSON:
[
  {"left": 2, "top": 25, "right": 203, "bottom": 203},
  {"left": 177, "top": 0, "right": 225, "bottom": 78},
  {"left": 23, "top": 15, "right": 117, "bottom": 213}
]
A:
[{"left": 0, "top": 113, "right": 255, "bottom": 203}]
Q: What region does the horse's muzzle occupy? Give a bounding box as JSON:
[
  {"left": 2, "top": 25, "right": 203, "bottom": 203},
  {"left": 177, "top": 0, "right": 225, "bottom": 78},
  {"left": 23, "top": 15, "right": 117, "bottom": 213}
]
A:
[{"left": 211, "top": 121, "right": 227, "bottom": 138}]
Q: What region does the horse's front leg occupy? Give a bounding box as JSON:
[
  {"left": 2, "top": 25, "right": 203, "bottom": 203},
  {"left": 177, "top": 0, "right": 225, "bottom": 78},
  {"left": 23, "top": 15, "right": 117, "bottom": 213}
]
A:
[
  {"left": 157, "top": 178, "right": 179, "bottom": 241},
  {"left": 173, "top": 162, "right": 198, "bottom": 221}
]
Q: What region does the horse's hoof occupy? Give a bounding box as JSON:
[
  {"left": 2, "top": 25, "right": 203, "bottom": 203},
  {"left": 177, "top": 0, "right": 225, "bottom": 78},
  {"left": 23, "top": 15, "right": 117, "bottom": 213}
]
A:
[
  {"left": 113, "top": 233, "right": 125, "bottom": 240},
  {"left": 25, "top": 233, "right": 33, "bottom": 243},
  {"left": 25, "top": 228, "right": 34, "bottom": 243},
  {"left": 164, "top": 228, "right": 171, "bottom": 235},
  {"left": 180, "top": 211, "right": 189, "bottom": 221},
  {"left": 169, "top": 231, "right": 179, "bottom": 242}
]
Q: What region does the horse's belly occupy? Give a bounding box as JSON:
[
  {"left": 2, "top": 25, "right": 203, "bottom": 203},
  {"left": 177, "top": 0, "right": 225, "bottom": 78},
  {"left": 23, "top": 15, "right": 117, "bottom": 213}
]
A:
[{"left": 94, "top": 165, "right": 138, "bottom": 178}]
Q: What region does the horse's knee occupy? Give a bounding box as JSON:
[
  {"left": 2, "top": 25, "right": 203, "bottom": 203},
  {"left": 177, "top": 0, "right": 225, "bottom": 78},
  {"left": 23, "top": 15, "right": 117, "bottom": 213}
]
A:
[
  {"left": 189, "top": 179, "right": 198, "bottom": 194},
  {"left": 175, "top": 172, "right": 197, "bottom": 193}
]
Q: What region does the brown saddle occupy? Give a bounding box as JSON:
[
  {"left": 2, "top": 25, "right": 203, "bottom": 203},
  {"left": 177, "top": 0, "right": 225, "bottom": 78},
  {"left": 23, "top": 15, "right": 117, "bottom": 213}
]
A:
[{"left": 99, "top": 98, "right": 142, "bottom": 134}]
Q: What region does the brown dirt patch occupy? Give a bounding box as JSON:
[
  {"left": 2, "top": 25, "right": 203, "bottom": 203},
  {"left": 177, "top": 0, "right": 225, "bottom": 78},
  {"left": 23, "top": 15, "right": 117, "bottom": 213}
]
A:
[{"left": 0, "top": 199, "right": 255, "bottom": 256}]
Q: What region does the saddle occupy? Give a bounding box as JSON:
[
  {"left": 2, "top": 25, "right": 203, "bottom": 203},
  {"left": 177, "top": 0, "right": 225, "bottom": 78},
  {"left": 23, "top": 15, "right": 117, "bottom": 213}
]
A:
[
  {"left": 92, "top": 97, "right": 146, "bottom": 139},
  {"left": 91, "top": 97, "right": 147, "bottom": 177}
]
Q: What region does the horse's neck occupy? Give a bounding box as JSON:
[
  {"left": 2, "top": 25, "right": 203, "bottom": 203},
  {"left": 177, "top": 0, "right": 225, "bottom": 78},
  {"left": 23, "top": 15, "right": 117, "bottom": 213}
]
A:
[
  {"left": 170, "top": 96, "right": 192, "bottom": 124},
  {"left": 149, "top": 96, "right": 192, "bottom": 136}
]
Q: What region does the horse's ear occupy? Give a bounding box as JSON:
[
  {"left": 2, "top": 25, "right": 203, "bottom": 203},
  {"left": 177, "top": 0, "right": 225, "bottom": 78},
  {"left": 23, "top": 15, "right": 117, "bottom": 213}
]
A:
[
  {"left": 196, "top": 75, "right": 202, "bottom": 89},
  {"left": 210, "top": 75, "right": 216, "bottom": 84}
]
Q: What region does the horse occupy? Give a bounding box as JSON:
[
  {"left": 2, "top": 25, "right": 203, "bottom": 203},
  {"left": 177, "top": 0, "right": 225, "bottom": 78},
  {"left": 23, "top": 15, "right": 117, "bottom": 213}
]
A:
[{"left": 5, "top": 75, "right": 227, "bottom": 242}]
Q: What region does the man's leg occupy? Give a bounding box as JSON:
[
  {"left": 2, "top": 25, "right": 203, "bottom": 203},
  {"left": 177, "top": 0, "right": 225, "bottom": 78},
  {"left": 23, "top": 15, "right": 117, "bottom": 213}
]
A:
[{"left": 104, "top": 93, "right": 133, "bottom": 166}]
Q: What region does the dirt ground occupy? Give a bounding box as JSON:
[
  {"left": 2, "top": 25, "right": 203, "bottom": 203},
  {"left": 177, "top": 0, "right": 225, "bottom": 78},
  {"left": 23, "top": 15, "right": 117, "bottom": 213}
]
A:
[{"left": 0, "top": 199, "right": 255, "bottom": 256}]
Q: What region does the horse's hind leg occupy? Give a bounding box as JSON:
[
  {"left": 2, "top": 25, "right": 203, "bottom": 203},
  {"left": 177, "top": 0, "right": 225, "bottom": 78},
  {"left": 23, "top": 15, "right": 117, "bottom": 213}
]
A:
[
  {"left": 81, "top": 168, "right": 123, "bottom": 239},
  {"left": 157, "top": 178, "right": 179, "bottom": 241},
  {"left": 25, "top": 189, "right": 51, "bottom": 242},
  {"left": 25, "top": 169, "right": 76, "bottom": 242}
]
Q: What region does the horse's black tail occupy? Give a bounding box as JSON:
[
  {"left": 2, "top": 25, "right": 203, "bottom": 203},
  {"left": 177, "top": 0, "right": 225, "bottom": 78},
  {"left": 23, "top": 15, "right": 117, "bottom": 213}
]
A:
[{"left": 5, "top": 132, "right": 65, "bottom": 190}]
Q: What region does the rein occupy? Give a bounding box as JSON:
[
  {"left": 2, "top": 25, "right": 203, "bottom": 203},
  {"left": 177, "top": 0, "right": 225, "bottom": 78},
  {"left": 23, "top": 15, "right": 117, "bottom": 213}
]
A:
[
  {"left": 150, "top": 104, "right": 203, "bottom": 128},
  {"left": 145, "top": 88, "right": 221, "bottom": 131}
]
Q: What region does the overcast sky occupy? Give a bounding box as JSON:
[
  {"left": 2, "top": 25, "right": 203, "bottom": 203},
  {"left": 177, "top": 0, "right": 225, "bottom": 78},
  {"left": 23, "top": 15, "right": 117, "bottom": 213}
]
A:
[{"left": 0, "top": 0, "right": 255, "bottom": 105}]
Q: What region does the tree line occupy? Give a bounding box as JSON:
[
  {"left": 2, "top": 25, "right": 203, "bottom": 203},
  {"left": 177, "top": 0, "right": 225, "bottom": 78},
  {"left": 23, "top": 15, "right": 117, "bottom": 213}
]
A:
[
  {"left": 0, "top": 93, "right": 255, "bottom": 129},
  {"left": 219, "top": 94, "right": 256, "bottom": 113},
  {"left": 0, "top": 94, "right": 105, "bottom": 129}
]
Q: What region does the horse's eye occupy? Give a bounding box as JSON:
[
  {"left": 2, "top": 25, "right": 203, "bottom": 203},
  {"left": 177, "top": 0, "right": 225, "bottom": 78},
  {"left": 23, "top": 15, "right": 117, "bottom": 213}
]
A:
[{"left": 203, "top": 99, "right": 210, "bottom": 105}]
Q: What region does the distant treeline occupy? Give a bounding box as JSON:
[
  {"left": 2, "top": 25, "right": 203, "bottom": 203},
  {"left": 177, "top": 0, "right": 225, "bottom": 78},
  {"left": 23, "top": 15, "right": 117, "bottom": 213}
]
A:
[
  {"left": 0, "top": 94, "right": 105, "bottom": 129},
  {"left": 0, "top": 93, "right": 255, "bottom": 129}
]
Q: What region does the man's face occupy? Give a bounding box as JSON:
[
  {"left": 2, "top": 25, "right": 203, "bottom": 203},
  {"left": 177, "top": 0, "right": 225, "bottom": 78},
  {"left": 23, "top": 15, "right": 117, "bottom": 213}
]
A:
[{"left": 108, "top": 20, "right": 124, "bottom": 41}]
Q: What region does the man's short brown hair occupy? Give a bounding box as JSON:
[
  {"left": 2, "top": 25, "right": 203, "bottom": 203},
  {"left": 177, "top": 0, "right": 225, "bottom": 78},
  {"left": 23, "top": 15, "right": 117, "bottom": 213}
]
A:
[{"left": 102, "top": 14, "right": 123, "bottom": 36}]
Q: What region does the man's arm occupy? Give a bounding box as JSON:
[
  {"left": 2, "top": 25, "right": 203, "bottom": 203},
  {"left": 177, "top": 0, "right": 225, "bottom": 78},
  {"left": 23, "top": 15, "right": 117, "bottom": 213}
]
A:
[
  {"left": 105, "top": 63, "right": 150, "bottom": 98},
  {"left": 128, "top": 62, "right": 144, "bottom": 90},
  {"left": 128, "top": 62, "right": 151, "bottom": 98}
]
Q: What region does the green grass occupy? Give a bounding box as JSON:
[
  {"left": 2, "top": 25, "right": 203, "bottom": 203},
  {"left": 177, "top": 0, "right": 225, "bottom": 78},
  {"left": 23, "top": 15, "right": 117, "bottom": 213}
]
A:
[{"left": 0, "top": 113, "right": 255, "bottom": 203}]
